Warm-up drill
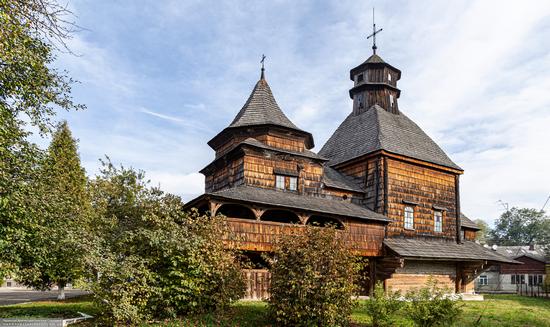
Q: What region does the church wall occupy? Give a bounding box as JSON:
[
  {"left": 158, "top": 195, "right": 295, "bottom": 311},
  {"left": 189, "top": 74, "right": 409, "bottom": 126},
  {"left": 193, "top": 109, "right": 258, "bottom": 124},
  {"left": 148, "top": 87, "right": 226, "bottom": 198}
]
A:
[
  {"left": 224, "top": 217, "right": 385, "bottom": 256},
  {"left": 336, "top": 156, "right": 385, "bottom": 212},
  {"left": 242, "top": 150, "right": 323, "bottom": 194},
  {"left": 205, "top": 157, "right": 244, "bottom": 193},
  {"left": 321, "top": 187, "right": 363, "bottom": 203},
  {"left": 386, "top": 158, "right": 458, "bottom": 239},
  {"left": 214, "top": 130, "right": 308, "bottom": 159},
  {"left": 385, "top": 261, "right": 457, "bottom": 293}
]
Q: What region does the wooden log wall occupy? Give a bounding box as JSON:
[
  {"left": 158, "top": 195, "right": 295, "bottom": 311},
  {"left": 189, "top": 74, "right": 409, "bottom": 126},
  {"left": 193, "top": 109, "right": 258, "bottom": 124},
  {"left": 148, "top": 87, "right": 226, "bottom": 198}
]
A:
[
  {"left": 385, "top": 261, "right": 457, "bottom": 293},
  {"left": 224, "top": 217, "right": 385, "bottom": 256},
  {"left": 385, "top": 157, "right": 458, "bottom": 239}
]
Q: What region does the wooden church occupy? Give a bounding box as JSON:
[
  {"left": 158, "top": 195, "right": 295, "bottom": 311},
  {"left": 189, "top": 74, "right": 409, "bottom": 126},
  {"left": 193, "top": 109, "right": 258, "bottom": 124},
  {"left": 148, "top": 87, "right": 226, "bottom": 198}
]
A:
[{"left": 185, "top": 34, "right": 516, "bottom": 298}]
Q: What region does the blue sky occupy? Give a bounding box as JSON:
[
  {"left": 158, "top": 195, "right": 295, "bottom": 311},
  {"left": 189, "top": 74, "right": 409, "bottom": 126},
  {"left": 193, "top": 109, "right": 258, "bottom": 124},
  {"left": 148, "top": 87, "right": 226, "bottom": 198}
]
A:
[{"left": 45, "top": 0, "right": 550, "bottom": 225}]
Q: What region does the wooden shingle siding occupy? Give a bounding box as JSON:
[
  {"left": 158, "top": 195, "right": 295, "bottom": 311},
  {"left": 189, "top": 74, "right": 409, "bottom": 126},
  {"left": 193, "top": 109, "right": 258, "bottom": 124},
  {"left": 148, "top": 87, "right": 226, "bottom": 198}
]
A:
[
  {"left": 224, "top": 217, "right": 385, "bottom": 256},
  {"left": 386, "top": 261, "right": 457, "bottom": 293},
  {"left": 464, "top": 229, "right": 477, "bottom": 241},
  {"left": 205, "top": 157, "right": 244, "bottom": 193},
  {"left": 385, "top": 158, "right": 457, "bottom": 239}
]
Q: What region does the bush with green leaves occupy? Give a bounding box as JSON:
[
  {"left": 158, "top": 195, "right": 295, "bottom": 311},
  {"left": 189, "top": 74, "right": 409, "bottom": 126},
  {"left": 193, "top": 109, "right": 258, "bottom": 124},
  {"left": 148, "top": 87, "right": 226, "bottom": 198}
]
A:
[
  {"left": 87, "top": 160, "right": 245, "bottom": 324},
  {"left": 267, "top": 225, "right": 361, "bottom": 327},
  {"left": 404, "top": 277, "right": 463, "bottom": 327},
  {"left": 363, "top": 282, "right": 403, "bottom": 327}
]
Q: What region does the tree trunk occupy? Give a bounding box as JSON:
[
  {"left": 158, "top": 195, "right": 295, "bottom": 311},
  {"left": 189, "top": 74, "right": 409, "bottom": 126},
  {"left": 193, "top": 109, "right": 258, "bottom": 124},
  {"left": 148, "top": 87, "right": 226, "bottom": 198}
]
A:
[{"left": 57, "top": 282, "right": 66, "bottom": 300}]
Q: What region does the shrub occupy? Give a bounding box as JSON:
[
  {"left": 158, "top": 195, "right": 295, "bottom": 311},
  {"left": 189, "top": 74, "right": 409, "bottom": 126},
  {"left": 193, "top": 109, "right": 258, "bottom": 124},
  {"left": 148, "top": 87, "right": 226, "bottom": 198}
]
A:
[
  {"left": 363, "top": 282, "right": 403, "bottom": 327},
  {"left": 87, "top": 162, "right": 245, "bottom": 324},
  {"left": 267, "top": 225, "right": 361, "bottom": 327},
  {"left": 404, "top": 277, "right": 463, "bottom": 327}
]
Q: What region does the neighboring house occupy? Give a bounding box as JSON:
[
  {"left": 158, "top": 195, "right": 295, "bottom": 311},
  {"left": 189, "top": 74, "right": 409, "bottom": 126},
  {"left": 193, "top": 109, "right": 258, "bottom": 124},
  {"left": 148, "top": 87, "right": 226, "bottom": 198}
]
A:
[
  {"left": 184, "top": 43, "right": 516, "bottom": 298},
  {"left": 475, "top": 245, "right": 548, "bottom": 293},
  {"left": 0, "top": 277, "right": 21, "bottom": 288}
]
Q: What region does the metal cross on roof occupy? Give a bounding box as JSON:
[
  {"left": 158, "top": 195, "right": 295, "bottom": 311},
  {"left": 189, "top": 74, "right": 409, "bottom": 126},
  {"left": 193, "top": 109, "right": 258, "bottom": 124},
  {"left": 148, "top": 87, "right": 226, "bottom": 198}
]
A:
[
  {"left": 260, "top": 54, "right": 266, "bottom": 79},
  {"left": 366, "top": 8, "right": 383, "bottom": 54}
]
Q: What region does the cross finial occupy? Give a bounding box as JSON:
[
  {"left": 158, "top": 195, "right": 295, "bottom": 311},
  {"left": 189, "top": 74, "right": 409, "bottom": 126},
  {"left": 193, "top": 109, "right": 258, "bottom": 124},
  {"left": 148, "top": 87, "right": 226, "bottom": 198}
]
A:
[
  {"left": 260, "top": 54, "right": 266, "bottom": 79},
  {"left": 366, "top": 8, "right": 383, "bottom": 54}
]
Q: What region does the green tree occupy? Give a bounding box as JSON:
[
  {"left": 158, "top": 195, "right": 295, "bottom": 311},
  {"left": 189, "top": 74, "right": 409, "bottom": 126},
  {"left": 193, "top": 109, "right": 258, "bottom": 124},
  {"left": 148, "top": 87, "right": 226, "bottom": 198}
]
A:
[
  {"left": 268, "top": 225, "right": 361, "bottom": 327},
  {"left": 17, "top": 121, "right": 90, "bottom": 299},
  {"left": 489, "top": 207, "right": 550, "bottom": 246},
  {"left": 474, "top": 219, "right": 490, "bottom": 244},
  {"left": 87, "top": 160, "right": 244, "bottom": 324},
  {"left": 0, "top": 0, "right": 83, "bottom": 278}
]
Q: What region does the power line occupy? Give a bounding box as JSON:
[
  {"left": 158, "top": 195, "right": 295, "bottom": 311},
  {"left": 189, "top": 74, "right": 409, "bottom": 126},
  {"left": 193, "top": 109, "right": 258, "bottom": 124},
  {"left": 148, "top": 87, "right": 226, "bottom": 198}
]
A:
[{"left": 541, "top": 194, "right": 550, "bottom": 212}]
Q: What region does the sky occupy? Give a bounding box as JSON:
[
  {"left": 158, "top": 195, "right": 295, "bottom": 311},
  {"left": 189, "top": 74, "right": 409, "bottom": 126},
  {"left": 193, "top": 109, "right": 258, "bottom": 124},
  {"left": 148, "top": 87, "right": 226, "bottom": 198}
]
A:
[{"left": 42, "top": 0, "right": 550, "bottom": 226}]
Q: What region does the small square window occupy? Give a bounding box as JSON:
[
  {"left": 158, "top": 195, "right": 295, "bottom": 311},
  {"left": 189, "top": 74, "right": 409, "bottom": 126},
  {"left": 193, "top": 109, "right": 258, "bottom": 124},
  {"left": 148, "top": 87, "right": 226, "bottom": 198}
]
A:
[
  {"left": 289, "top": 177, "right": 297, "bottom": 191},
  {"left": 404, "top": 206, "right": 414, "bottom": 230},
  {"left": 275, "top": 175, "right": 285, "bottom": 189},
  {"left": 434, "top": 211, "right": 443, "bottom": 233},
  {"left": 479, "top": 275, "right": 488, "bottom": 285}
]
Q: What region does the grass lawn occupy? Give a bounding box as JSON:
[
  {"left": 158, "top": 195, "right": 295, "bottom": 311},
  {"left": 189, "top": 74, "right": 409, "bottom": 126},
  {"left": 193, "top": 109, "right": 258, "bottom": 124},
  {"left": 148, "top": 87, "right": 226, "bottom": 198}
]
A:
[
  {"left": 0, "top": 295, "right": 99, "bottom": 319},
  {"left": 1, "top": 294, "right": 548, "bottom": 326}
]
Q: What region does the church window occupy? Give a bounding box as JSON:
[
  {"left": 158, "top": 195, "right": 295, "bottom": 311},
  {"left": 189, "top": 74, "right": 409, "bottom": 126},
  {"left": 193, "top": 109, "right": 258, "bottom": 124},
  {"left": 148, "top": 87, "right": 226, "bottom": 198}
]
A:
[
  {"left": 357, "top": 73, "right": 364, "bottom": 83},
  {"left": 276, "top": 175, "right": 285, "bottom": 189},
  {"left": 479, "top": 275, "right": 488, "bottom": 285},
  {"left": 289, "top": 177, "right": 297, "bottom": 191},
  {"left": 434, "top": 211, "right": 443, "bottom": 233},
  {"left": 404, "top": 206, "right": 414, "bottom": 230},
  {"left": 389, "top": 94, "right": 394, "bottom": 107},
  {"left": 388, "top": 73, "right": 392, "bottom": 81}
]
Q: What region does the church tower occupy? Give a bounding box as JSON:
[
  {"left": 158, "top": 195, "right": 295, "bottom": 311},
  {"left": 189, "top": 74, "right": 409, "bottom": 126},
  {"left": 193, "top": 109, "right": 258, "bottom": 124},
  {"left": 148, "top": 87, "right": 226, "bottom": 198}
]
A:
[{"left": 349, "top": 53, "right": 401, "bottom": 115}]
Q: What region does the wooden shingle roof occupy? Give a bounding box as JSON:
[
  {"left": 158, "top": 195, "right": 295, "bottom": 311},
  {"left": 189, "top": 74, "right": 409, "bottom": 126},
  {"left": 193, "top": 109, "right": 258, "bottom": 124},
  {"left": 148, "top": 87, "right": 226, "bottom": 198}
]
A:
[
  {"left": 384, "top": 238, "right": 519, "bottom": 264},
  {"left": 209, "top": 76, "right": 314, "bottom": 149},
  {"left": 205, "top": 185, "right": 390, "bottom": 223},
  {"left": 460, "top": 213, "right": 480, "bottom": 230},
  {"left": 319, "top": 105, "right": 462, "bottom": 170}
]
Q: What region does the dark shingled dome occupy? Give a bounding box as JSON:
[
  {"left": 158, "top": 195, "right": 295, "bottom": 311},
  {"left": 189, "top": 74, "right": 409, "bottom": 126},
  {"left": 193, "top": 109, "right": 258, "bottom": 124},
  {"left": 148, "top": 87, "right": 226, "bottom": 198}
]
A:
[{"left": 319, "top": 105, "right": 462, "bottom": 170}]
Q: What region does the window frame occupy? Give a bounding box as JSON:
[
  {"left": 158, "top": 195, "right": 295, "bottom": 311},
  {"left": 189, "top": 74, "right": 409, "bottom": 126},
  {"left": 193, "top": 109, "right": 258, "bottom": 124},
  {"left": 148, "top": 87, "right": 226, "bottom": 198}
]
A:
[
  {"left": 404, "top": 206, "right": 414, "bottom": 230},
  {"left": 275, "top": 175, "right": 285, "bottom": 190},
  {"left": 434, "top": 210, "right": 443, "bottom": 233},
  {"left": 479, "top": 275, "right": 488, "bottom": 286},
  {"left": 288, "top": 176, "right": 297, "bottom": 191}
]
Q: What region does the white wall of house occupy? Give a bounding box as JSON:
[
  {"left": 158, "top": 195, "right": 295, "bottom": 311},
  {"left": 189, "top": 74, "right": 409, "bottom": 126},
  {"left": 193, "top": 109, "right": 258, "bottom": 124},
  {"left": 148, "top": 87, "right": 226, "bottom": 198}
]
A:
[{"left": 475, "top": 273, "right": 546, "bottom": 293}]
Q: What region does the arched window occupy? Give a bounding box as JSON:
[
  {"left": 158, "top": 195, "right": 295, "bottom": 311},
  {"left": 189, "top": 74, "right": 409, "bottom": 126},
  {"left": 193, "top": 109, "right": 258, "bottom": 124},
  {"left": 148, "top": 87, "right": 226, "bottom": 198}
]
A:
[
  {"left": 217, "top": 204, "right": 255, "bottom": 220},
  {"left": 261, "top": 210, "right": 300, "bottom": 224},
  {"left": 306, "top": 215, "right": 345, "bottom": 230},
  {"left": 404, "top": 206, "right": 414, "bottom": 230}
]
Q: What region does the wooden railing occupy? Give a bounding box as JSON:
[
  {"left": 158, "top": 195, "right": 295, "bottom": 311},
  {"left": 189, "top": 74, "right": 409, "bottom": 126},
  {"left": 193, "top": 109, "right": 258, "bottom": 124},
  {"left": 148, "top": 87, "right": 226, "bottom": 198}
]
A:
[{"left": 224, "top": 217, "right": 385, "bottom": 256}]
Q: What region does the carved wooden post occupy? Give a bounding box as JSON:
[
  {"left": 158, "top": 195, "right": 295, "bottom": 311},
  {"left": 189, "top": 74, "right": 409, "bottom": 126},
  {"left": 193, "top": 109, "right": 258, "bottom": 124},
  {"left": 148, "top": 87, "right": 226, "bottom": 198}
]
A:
[
  {"left": 251, "top": 207, "right": 265, "bottom": 220},
  {"left": 298, "top": 213, "right": 309, "bottom": 225},
  {"left": 209, "top": 201, "right": 222, "bottom": 218}
]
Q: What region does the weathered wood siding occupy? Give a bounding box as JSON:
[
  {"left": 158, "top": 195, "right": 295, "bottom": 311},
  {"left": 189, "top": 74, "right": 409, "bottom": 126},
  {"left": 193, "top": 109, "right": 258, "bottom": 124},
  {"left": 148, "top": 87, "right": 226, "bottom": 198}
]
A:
[
  {"left": 385, "top": 261, "right": 457, "bottom": 293},
  {"left": 335, "top": 156, "right": 385, "bottom": 211},
  {"left": 464, "top": 229, "right": 477, "bottom": 241},
  {"left": 501, "top": 256, "right": 546, "bottom": 275},
  {"left": 205, "top": 157, "right": 244, "bottom": 193},
  {"left": 386, "top": 158, "right": 458, "bottom": 239},
  {"left": 224, "top": 217, "right": 385, "bottom": 256},
  {"left": 243, "top": 150, "right": 323, "bottom": 194}
]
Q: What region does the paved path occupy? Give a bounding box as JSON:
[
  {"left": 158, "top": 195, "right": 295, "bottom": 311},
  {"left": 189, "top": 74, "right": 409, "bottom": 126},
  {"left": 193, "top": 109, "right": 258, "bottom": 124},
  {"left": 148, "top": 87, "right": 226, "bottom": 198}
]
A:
[{"left": 0, "top": 288, "right": 89, "bottom": 306}]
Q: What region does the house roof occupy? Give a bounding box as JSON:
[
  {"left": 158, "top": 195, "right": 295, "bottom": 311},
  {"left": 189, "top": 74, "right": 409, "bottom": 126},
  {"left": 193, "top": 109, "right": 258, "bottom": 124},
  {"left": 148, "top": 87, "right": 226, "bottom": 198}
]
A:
[
  {"left": 188, "top": 185, "right": 390, "bottom": 223},
  {"left": 461, "top": 213, "right": 480, "bottom": 230},
  {"left": 491, "top": 245, "right": 549, "bottom": 263},
  {"left": 384, "top": 238, "right": 520, "bottom": 264},
  {"left": 322, "top": 166, "right": 364, "bottom": 193},
  {"left": 319, "top": 105, "right": 462, "bottom": 170}
]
